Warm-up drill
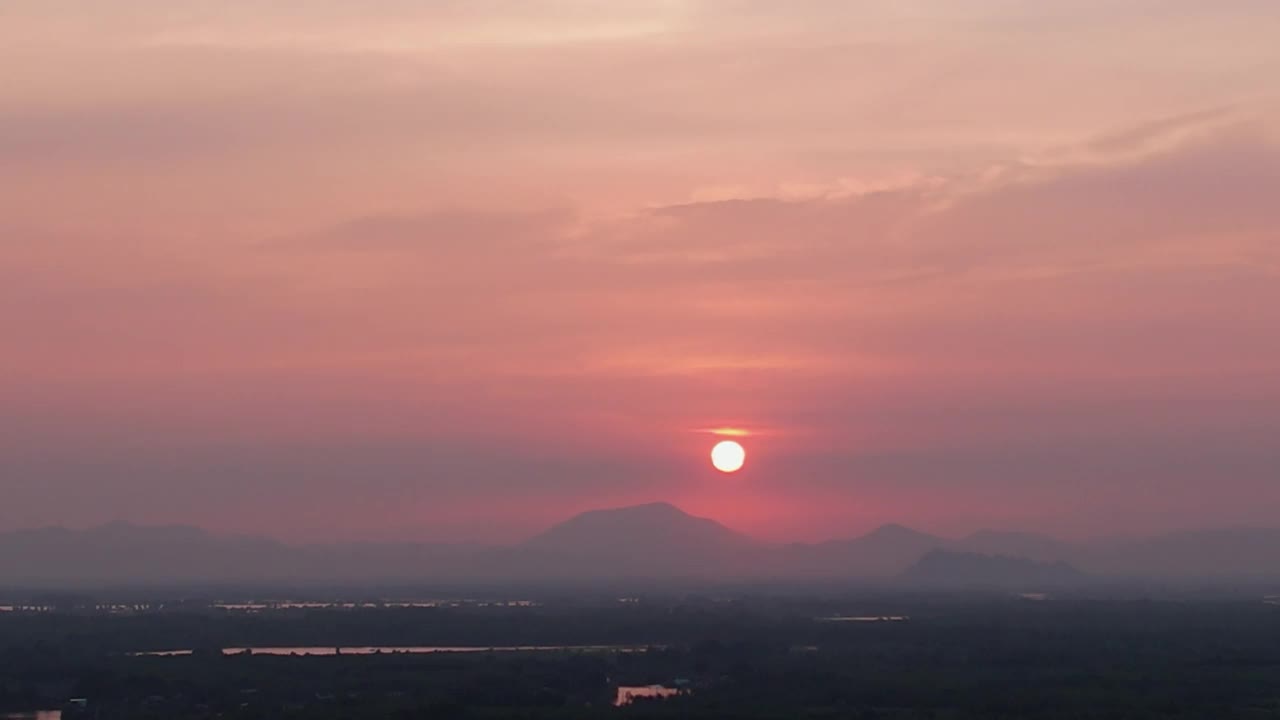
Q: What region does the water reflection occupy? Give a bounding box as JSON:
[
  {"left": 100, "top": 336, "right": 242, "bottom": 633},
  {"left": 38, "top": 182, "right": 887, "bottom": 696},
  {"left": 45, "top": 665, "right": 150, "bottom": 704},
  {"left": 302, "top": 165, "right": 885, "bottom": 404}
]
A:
[
  {"left": 210, "top": 600, "right": 538, "bottom": 612},
  {"left": 816, "top": 615, "right": 909, "bottom": 622},
  {"left": 2, "top": 712, "right": 62, "bottom": 720},
  {"left": 131, "top": 645, "right": 654, "bottom": 657},
  {"left": 614, "top": 685, "right": 681, "bottom": 706}
]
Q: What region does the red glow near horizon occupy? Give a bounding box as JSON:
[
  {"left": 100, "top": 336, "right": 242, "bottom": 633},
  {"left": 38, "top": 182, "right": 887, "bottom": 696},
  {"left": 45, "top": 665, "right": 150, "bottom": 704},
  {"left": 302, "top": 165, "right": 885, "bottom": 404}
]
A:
[{"left": 2, "top": 3, "right": 1279, "bottom": 542}]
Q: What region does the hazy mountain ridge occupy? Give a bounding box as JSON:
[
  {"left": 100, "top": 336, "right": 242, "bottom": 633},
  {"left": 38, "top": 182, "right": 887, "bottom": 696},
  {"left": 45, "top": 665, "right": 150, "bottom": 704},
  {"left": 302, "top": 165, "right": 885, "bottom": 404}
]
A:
[
  {"left": 2, "top": 507, "right": 1279, "bottom": 586},
  {"left": 513, "top": 502, "right": 760, "bottom": 579},
  {"left": 950, "top": 530, "right": 1069, "bottom": 562},
  {"left": 776, "top": 523, "right": 947, "bottom": 578},
  {"left": 902, "top": 549, "right": 1085, "bottom": 588},
  {"left": 523, "top": 502, "right": 756, "bottom": 555}
]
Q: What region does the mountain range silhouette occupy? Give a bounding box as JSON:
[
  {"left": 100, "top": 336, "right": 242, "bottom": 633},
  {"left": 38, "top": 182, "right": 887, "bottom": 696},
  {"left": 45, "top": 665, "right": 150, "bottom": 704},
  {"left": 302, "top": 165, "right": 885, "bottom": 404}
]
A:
[{"left": 1, "top": 503, "right": 1278, "bottom": 586}]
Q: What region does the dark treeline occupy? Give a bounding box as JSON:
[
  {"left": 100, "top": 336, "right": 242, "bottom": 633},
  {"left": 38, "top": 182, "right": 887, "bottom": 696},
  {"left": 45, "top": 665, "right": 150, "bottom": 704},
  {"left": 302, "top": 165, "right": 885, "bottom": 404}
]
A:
[{"left": 3, "top": 594, "right": 1280, "bottom": 718}]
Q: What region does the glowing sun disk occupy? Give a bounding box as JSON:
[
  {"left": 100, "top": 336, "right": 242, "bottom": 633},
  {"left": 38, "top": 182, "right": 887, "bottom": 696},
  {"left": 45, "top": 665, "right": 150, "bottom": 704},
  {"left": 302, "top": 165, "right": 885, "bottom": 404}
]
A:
[{"left": 711, "top": 440, "right": 746, "bottom": 473}]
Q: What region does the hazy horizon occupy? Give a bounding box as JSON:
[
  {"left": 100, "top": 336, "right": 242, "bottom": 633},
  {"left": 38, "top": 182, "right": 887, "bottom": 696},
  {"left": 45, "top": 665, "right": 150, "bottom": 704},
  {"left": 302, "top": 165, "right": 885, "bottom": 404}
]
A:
[
  {"left": 7, "top": 500, "right": 1280, "bottom": 587},
  {"left": 4, "top": 1, "right": 1280, "bottom": 546},
  {"left": 5, "top": 500, "right": 1280, "bottom": 548}
]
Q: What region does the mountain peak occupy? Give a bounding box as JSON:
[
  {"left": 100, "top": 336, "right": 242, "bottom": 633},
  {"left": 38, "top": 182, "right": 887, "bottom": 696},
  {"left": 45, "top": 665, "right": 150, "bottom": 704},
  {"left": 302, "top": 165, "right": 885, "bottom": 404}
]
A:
[
  {"left": 609, "top": 501, "right": 684, "bottom": 516},
  {"left": 954, "top": 529, "right": 1067, "bottom": 562},
  {"left": 522, "top": 502, "right": 755, "bottom": 556},
  {"left": 903, "top": 549, "right": 1085, "bottom": 587},
  {"left": 864, "top": 523, "right": 939, "bottom": 542},
  {"left": 88, "top": 522, "right": 213, "bottom": 543}
]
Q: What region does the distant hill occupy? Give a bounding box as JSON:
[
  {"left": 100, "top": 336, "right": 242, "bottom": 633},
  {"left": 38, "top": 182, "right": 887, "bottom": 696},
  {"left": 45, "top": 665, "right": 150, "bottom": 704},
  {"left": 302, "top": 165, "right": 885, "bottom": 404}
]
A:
[
  {"left": 514, "top": 502, "right": 757, "bottom": 579},
  {"left": 902, "top": 550, "right": 1085, "bottom": 588},
  {"left": 0, "top": 523, "right": 290, "bottom": 585},
  {"left": 2, "top": 507, "right": 1279, "bottom": 587},
  {"left": 781, "top": 524, "right": 944, "bottom": 578},
  {"left": 0, "top": 522, "right": 475, "bottom": 586},
  {"left": 523, "top": 502, "right": 754, "bottom": 555},
  {"left": 1077, "top": 527, "right": 1280, "bottom": 580},
  {"left": 951, "top": 530, "right": 1069, "bottom": 562}
]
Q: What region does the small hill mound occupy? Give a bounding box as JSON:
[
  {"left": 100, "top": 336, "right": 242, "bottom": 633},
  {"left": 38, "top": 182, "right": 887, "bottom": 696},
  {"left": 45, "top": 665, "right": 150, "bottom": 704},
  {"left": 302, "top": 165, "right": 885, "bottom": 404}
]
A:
[
  {"left": 522, "top": 502, "right": 755, "bottom": 557},
  {"left": 902, "top": 549, "right": 1085, "bottom": 588}
]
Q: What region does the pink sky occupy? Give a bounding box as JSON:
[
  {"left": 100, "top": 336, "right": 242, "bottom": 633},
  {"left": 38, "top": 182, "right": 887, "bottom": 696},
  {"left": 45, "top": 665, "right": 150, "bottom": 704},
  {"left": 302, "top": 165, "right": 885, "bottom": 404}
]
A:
[{"left": 3, "top": 1, "right": 1280, "bottom": 543}]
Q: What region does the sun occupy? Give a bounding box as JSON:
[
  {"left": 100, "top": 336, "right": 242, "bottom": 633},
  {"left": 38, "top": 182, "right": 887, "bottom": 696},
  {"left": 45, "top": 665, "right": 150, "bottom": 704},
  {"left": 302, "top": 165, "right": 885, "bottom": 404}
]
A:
[{"left": 710, "top": 440, "right": 746, "bottom": 473}]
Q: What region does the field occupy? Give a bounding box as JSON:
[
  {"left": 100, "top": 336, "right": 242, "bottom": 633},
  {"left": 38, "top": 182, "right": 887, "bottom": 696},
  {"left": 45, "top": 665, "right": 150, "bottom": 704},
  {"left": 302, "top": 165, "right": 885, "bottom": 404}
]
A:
[{"left": 4, "top": 590, "right": 1280, "bottom": 718}]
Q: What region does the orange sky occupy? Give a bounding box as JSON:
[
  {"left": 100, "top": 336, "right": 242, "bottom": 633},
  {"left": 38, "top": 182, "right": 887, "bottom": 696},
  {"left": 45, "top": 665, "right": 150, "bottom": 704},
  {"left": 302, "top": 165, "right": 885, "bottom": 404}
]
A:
[{"left": 3, "top": 1, "right": 1280, "bottom": 543}]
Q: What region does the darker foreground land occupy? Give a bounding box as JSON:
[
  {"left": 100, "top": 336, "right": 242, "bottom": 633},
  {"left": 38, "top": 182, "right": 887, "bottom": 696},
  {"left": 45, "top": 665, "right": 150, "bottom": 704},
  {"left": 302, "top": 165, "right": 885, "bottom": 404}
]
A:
[{"left": 3, "top": 590, "right": 1280, "bottom": 719}]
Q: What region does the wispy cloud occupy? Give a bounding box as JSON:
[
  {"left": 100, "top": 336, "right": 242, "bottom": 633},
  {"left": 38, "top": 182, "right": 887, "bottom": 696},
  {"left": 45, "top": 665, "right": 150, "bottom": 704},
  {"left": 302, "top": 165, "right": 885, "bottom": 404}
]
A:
[{"left": 3, "top": 2, "right": 1280, "bottom": 540}]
